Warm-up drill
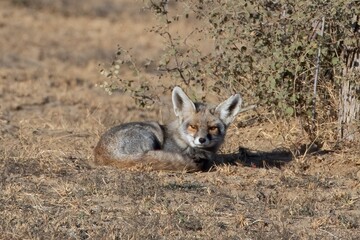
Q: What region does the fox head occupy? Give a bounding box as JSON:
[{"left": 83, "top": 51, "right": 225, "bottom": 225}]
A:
[{"left": 172, "top": 86, "right": 242, "bottom": 151}]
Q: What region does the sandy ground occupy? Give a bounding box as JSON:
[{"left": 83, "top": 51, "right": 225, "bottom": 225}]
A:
[{"left": 1, "top": 1, "right": 359, "bottom": 239}]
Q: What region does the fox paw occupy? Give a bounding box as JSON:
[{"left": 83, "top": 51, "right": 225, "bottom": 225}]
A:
[{"left": 186, "top": 149, "right": 213, "bottom": 170}]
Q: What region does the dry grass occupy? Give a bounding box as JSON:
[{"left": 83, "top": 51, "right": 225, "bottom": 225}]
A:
[{"left": 0, "top": 1, "right": 359, "bottom": 239}]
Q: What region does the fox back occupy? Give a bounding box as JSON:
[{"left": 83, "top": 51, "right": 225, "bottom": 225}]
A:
[{"left": 94, "top": 87, "right": 242, "bottom": 171}]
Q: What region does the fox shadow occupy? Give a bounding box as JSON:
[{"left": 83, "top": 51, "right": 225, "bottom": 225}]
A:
[
  {"left": 204, "top": 147, "right": 292, "bottom": 171},
  {"left": 210, "top": 143, "right": 330, "bottom": 170},
  {"left": 234, "top": 147, "right": 293, "bottom": 168},
  {"left": 206, "top": 144, "right": 332, "bottom": 171}
]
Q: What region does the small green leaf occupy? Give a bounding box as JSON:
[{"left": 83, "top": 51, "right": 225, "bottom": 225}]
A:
[
  {"left": 285, "top": 107, "right": 294, "bottom": 116},
  {"left": 290, "top": 94, "right": 297, "bottom": 102},
  {"left": 331, "top": 57, "right": 339, "bottom": 65}
]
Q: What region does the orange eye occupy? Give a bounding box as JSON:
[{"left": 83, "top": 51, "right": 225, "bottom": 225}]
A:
[
  {"left": 208, "top": 126, "right": 218, "bottom": 133},
  {"left": 187, "top": 125, "right": 198, "bottom": 135},
  {"left": 209, "top": 126, "right": 218, "bottom": 131},
  {"left": 188, "top": 124, "right": 197, "bottom": 130}
]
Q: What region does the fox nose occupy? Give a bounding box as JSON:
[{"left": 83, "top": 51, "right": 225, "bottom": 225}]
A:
[{"left": 198, "top": 138, "right": 206, "bottom": 144}]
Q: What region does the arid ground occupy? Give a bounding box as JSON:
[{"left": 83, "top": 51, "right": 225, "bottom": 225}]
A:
[{"left": 0, "top": 1, "right": 359, "bottom": 239}]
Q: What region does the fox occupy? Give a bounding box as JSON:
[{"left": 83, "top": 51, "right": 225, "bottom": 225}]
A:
[{"left": 93, "top": 86, "right": 242, "bottom": 171}]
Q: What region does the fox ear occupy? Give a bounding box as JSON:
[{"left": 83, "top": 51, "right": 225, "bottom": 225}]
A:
[
  {"left": 172, "top": 86, "right": 196, "bottom": 117},
  {"left": 215, "top": 93, "right": 242, "bottom": 126}
]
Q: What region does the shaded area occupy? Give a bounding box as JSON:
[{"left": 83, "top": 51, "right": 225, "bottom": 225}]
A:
[
  {"left": 211, "top": 143, "right": 335, "bottom": 170},
  {"left": 237, "top": 147, "right": 293, "bottom": 168},
  {"left": 208, "top": 147, "right": 293, "bottom": 170}
]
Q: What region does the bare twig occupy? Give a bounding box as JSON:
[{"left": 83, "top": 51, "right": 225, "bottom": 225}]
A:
[
  {"left": 162, "top": 31, "right": 189, "bottom": 85},
  {"left": 319, "top": 228, "right": 339, "bottom": 239},
  {"left": 239, "top": 104, "right": 257, "bottom": 113},
  {"left": 312, "top": 17, "right": 325, "bottom": 123}
]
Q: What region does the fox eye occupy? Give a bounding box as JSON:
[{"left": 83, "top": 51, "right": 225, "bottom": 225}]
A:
[
  {"left": 188, "top": 124, "right": 197, "bottom": 130},
  {"left": 209, "top": 126, "right": 218, "bottom": 131}
]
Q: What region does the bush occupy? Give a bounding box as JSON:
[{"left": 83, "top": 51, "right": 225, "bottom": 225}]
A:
[{"left": 100, "top": 0, "right": 359, "bottom": 141}]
